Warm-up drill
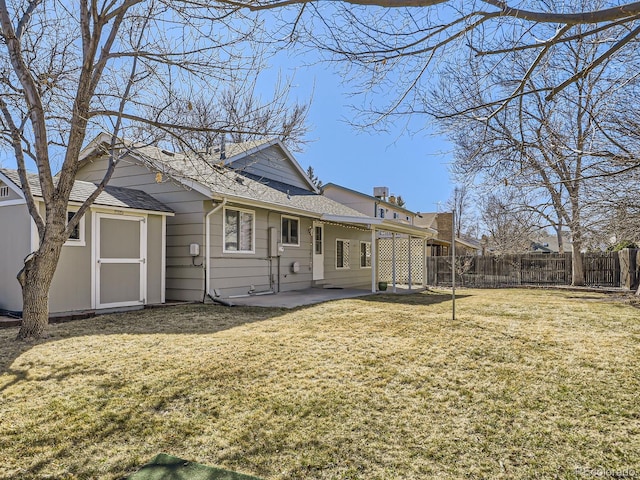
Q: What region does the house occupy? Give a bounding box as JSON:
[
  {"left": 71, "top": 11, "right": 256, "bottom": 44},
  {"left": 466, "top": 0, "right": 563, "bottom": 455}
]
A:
[
  {"left": 0, "top": 169, "right": 173, "bottom": 315},
  {"left": 414, "top": 212, "right": 480, "bottom": 256},
  {"left": 75, "top": 135, "right": 433, "bottom": 302},
  {"left": 323, "top": 183, "right": 421, "bottom": 225},
  {"left": 322, "top": 183, "right": 439, "bottom": 286}
]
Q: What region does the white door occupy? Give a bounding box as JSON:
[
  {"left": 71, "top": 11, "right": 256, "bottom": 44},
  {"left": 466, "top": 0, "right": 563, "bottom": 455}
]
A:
[
  {"left": 95, "top": 213, "right": 147, "bottom": 308},
  {"left": 313, "top": 222, "right": 324, "bottom": 281}
]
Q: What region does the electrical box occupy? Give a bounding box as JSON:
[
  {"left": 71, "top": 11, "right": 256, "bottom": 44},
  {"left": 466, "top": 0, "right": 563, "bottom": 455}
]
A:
[
  {"left": 189, "top": 243, "right": 200, "bottom": 256},
  {"left": 268, "top": 227, "right": 281, "bottom": 257}
]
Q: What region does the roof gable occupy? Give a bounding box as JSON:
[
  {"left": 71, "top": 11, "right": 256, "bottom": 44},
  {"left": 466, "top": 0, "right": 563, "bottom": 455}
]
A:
[{"left": 224, "top": 140, "right": 318, "bottom": 193}]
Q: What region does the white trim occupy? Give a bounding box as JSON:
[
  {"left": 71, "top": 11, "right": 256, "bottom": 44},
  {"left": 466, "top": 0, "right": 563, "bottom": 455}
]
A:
[
  {"left": 281, "top": 214, "right": 300, "bottom": 247},
  {"left": 335, "top": 238, "right": 350, "bottom": 270},
  {"left": 0, "top": 198, "right": 27, "bottom": 207},
  {"left": 91, "top": 211, "right": 97, "bottom": 309},
  {"left": 371, "top": 227, "right": 377, "bottom": 293},
  {"left": 161, "top": 215, "right": 166, "bottom": 304},
  {"left": 223, "top": 206, "right": 255, "bottom": 254}
]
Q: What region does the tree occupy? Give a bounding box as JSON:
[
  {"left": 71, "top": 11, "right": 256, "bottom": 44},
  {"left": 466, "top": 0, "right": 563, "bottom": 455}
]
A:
[
  {"left": 396, "top": 195, "right": 406, "bottom": 208},
  {"left": 251, "top": 1, "right": 640, "bottom": 128},
  {"left": 306, "top": 165, "right": 323, "bottom": 189},
  {"left": 0, "top": 0, "right": 304, "bottom": 340},
  {"left": 429, "top": 6, "right": 640, "bottom": 285},
  {"left": 445, "top": 185, "right": 476, "bottom": 239},
  {"left": 161, "top": 77, "right": 310, "bottom": 155},
  {"left": 480, "top": 191, "right": 545, "bottom": 255}
]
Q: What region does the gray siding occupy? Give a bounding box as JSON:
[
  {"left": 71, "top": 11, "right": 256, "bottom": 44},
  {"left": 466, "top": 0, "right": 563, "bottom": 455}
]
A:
[
  {"left": 49, "top": 209, "right": 92, "bottom": 313},
  {"left": 228, "top": 145, "right": 311, "bottom": 191},
  {"left": 0, "top": 181, "right": 22, "bottom": 202},
  {"left": 147, "top": 215, "right": 163, "bottom": 304},
  {"left": 0, "top": 203, "right": 30, "bottom": 312},
  {"left": 77, "top": 156, "right": 207, "bottom": 302},
  {"left": 323, "top": 224, "right": 374, "bottom": 289},
  {"left": 208, "top": 206, "right": 314, "bottom": 297}
]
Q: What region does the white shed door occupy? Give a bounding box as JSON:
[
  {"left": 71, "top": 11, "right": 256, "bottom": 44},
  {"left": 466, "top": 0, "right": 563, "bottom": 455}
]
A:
[{"left": 95, "top": 213, "right": 147, "bottom": 308}]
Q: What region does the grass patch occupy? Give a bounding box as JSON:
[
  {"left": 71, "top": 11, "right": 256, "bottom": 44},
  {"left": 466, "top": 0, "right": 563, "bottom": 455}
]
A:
[{"left": 1, "top": 289, "right": 639, "bottom": 479}]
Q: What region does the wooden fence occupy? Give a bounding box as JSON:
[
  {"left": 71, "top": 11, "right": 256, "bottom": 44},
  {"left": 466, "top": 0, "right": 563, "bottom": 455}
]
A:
[{"left": 425, "top": 252, "right": 630, "bottom": 288}]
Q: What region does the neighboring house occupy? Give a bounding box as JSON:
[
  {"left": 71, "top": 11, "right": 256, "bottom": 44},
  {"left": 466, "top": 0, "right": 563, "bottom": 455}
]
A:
[
  {"left": 323, "top": 183, "right": 421, "bottom": 226},
  {"left": 414, "top": 212, "right": 480, "bottom": 256},
  {"left": 0, "top": 169, "right": 173, "bottom": 315},
  {"left": 76, "top": 134, "right": 432, "bottom": 301},
  {"left": 323, "top": 183, "right": 439, "bottom": 286},
  {"left": 530, "top": 231, "right": 573, "bottom": 253}
]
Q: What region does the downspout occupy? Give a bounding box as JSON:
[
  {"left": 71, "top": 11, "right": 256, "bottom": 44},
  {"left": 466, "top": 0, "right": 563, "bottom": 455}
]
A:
[{"left": 205, "top": 198, "right": 227, "bottom": 300}]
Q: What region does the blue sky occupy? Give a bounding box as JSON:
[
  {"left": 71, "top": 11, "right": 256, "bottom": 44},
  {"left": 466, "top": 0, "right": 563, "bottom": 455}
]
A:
[{"left": 272, "top": 57, "right": 456, "bottom": 213}]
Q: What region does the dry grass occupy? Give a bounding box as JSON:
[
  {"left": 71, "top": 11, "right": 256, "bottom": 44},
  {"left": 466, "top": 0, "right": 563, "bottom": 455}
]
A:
[{"left": 1, "top": 289, "right": 639, "bottom": 479}]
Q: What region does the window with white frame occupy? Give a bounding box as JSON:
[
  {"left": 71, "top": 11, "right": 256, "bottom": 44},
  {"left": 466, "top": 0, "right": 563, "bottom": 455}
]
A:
[
  {"left": 281, "top": 215, "right": 299, "bottom": 246},
  {"left": 360, "top": 241, "right": 371, "bottom": 268},
  {"left": 336, "top": 239, "right": 350, "bottom": 269},
  {"left": 0, "top": 184, "right": 9, "bottom": 198},
  {"left": 224, "top": 207, "right": 254, "bottom": 253},
  {"left": 64, "top": 210, "right": 85, "bottom": 246}
]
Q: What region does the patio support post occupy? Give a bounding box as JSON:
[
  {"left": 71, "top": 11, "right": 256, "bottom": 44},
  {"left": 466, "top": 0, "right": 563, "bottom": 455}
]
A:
[
  {"left": 392, "top": 232, "right": 397, "bottom": 293},
  {"left": 371, "top": 226, "right": 377, "bottom": 293},
  {"left": 408, "top": 235, "right": 412, "bottom": 290}
]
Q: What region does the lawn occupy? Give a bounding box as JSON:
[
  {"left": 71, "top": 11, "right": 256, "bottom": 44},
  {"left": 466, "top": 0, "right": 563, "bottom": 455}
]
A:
[{"left": 1, "top": 289, "right": 639, "bottom": 479}]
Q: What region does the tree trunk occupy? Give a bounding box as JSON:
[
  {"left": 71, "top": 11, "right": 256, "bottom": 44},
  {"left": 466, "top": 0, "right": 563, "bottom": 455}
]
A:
[
  {"left": 17, "top": 243, "right": 62, "bottom": 340},
  {"left": 571, "top": 243, "right": 585, "bottom": 286}
]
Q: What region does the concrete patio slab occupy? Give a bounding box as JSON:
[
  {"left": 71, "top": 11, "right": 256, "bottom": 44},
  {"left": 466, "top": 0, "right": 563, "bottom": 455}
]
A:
[
  {"left": 218, "top": 286, "right": 425, "bottom": 308},
  {"left": 222, "top": 288, "right": 373, "bottom": 308}
]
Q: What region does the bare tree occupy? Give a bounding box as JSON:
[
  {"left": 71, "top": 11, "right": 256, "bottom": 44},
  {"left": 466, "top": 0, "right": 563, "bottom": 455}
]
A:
[
  {"left": 429, "top": 7, "right": 640, "bottom": 285},
  {"left": 237, "top": 1, "right": 640, "bottom": 131},
  {"left": 160, "top": 75, "right": 310, "bottom": 154},
  {"left": 446, "top": 185, "right": 476, "bottom": 239},
  {"left": 0, "top": 0, "right": 305, "bottom": 340},
  {"left": 480, "top": 191, "right": 546, "bottom": 254}
]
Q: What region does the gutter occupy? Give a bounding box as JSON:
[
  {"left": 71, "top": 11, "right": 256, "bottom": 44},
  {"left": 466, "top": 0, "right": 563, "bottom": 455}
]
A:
[{"left": 205, "top": 198, "right": 227, "bottom": 300}]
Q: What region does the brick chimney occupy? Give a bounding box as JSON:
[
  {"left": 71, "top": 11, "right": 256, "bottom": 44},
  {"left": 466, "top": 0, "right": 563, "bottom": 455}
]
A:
[{"left": 436, "top": 212, "right": 453, "bottom": 242}]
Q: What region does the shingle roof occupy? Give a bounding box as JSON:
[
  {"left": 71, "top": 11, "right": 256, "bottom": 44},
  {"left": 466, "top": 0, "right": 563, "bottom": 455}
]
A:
[
  {"left": 131, "top": 145, "right": 369, "bottom": 219},
  {"left": 1, "top": 169, "right": 173, "bottom": 213}
]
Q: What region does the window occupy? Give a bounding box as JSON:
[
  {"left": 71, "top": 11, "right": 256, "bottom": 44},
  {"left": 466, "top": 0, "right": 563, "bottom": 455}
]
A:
[
  {"left": 281, "top": 215, "right": 299, "bottom": 246},
  {"left": 314, "top": 225, "right": 323, "bottom": 254},
  {"left": 0, "top": 184, "right": 9, "bottom": 198},
  {"left": 336, "top": 239, "right": 350, "bottom": 269},
  {"left": 224, "top": 207, "right": 254, "bottom": 253},
  {"left": 64, "top": 210, "right": 85, "bottom": 246},
  {"left": 379, "top": 208, "right": 385, "bottom": 218},
  {"left": 360, "top": 241, "right": 371, "bottom": 268}
]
